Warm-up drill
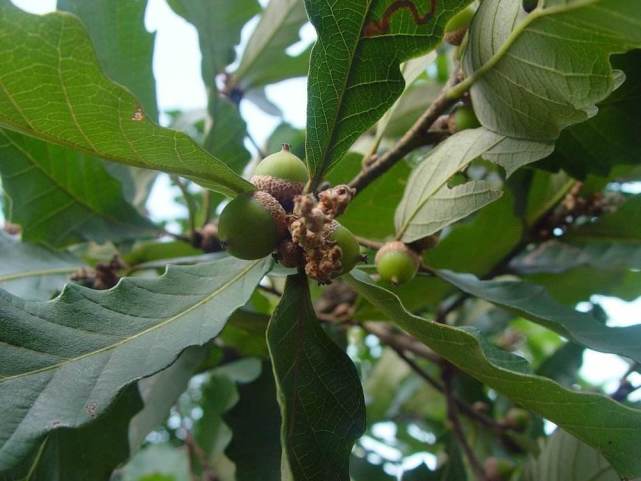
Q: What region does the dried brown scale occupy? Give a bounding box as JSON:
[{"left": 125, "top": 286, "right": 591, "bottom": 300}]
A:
[
  {"left": 250, "top": 175, "right": 304, "bottom": 207},
  {"left": 318, "top": 185, "right": 356, "bottom": 218},
  {"left": 253, "top": 191, "right": 289, "bottom": 238},
  {"left": 276, "top": 239, "right": 304, "bottom": 268},
  {"left": 444, "top": 27, "right": 466, "bottom": 46}
]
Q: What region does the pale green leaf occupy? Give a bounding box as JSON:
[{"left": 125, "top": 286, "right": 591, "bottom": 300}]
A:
[
  {"left": 394, "top": 128, "right": 551, "bottom": 242},
  {"left": 0, "top": 130, "right": 155, "bottom": 247},
  {"left": 0, "top": 232, "right": 81, "bottom": 300},
  {"left": 304, "top": 0, "right": 473, "bottom": 186},
  {"left": 232, "top": 0, "right": 310, "bottom": 91},
  {"left": 346, "top": 269, "right": 641, "bottom": 477},
  {"left": 463, "top": 0, "right": 641, "bottom": 141},
  {"left": 121, "top": 444, "right": 191, "bottom": 481},
  {"left": 267, "top": 273, "right": 365, "bottom": 481},
  {"left": 0, "top": 3, "right": 252, "bottom": 196},
  {"left": 523, "top": 429, "right": 620, "bottom": 481},
  {"left": 0, "top": 256, "right": 271, "bottom": 472}
]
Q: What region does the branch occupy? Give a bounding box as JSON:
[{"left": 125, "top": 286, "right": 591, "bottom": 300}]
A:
[
  {"left": 443, "top": 363, "right": 489, "bottom": 481},
  {"left": 348, "top": 70, "right": 461, "bottom": 194}
]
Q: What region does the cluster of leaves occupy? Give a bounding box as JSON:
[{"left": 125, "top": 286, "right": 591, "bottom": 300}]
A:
[{"left": 1, "top": 0, "right": 641, "bottom": 480}]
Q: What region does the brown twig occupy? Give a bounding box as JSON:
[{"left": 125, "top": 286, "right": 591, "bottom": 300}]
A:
[
  {"left": 355, "top": 236, "right": 385, "bottom": 250},
  {"left": 443, "top": 363, "right": 489, "bottom": 481},
  {"left": 348, "top": 69, "right": 461, "bottom": 194}
]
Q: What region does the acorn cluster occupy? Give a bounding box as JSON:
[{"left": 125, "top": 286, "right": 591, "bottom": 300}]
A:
[{"left": 218, "top": 145, "right": 361, "bottom": 282}]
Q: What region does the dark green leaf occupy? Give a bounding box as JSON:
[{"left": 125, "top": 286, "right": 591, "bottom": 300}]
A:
[
  {"left": 0, "top": 256, "right": 271, "bottom": 472},
  {"left": 569, "top": 196, "right": 641, "bottom": 243},
  {"left": 0, "top": 3, "right": 252, "bottom": 195},
  {"left": 536, "top": 343, "right": 584, "bottom": 388},
  {"left": 224, "top": 361, "right": 282, "bottom": 481},
  {"left": 0, "top": 232, "right": 81, "bottom": 300},
  {"left": 204, "top": 95, "right": 251, "bottom": 174},
  {"left": 304, "top": 0, "right": 473, "bottom": 186},
  {"left": 0, "top": 130, "right": 155, "bottom": 247},
  {"left": 346, "top": 270, "right": 641, "bottom": 477},
  {"left": 267, "top": 273, "right": 366, "bottom": 481},
  {"left": 434, "top": 269, "right": 641, "bottom": 366}
]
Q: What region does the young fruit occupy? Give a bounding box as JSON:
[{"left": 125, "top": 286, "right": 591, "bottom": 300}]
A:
[
  {"left": 218, "top": 191, "right": 287, "bottom": 260},
  {"left": 484, "top": 457, "right": 516, "bottom": 481},
  {"left": 449, "top": 105, "right": 481, "bottom": 133},
  {"left": 444, "top": 5, "right": 475, "bottom": 46},
  {"left": 329, "top": 221, "right": 361, "bottom": 276},
  {"left": 375, "top": 241, "right": 420, "bottom": 285},
  {"left": 251, "top": 144, "right": 309, "bottom": 205},
  {"left": 503, "top": 407, "right": 529, "bottom": 431}
]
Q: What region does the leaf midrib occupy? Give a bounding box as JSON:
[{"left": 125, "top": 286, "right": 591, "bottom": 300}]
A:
[
  {"left": 309, "top": 0, "right": 374, "bottom": 188},
  {"left": 0, "top": 267, "right": 80, "bottom": 283},
  {"left": 0, "top": 260, "right": 261, "bottom": 383},
  {"left": 448, "top": 0, "right": 600, "bottom": 98}
]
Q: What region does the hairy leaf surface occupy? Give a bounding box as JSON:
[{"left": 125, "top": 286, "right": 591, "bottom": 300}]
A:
[{"left": 0, "top": 256, "right": 271, "bottom": 472}]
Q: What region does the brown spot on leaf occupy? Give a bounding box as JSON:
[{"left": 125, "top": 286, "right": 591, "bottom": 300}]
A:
[
  {"left": 363, "top": 0, "right": 437, "bottom": 37},
  {"left": 131, "top": 107, "right": 145, "bottom": 121},
  {"left": 86, "top": 402, "right": 97, "bottom": 417}
]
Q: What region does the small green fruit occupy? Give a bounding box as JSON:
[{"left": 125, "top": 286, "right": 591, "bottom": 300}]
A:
[
  {"left": 444, "top": 5, "right": 475, "bottom": 46},
  {"left": 218, "top": 191, "right": 286, "bottom": 260},
  {"left": 450, "top": 105, "right": 481, "bottom": 132},
  {"left": 484, "top": 457, "right": 515, "bottom": 481},
  {"left": 375, "top": 241, "right": 419, "bottom": 285},
  {"left": 251, "top": 144, "right": 308, "bottom": 205},
  {"left": 329, "top": 221, "right": 361, "bottom": 276},
  {"left": 504, "top": 407, "right": 529, "bottom": 431}
]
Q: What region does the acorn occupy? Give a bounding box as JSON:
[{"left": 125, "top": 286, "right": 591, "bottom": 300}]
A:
[
  {"left": 448, "top": 105, "right": 481, "bottom": 133},
  {"left": 503, "top": 407, "right": 530, "bottom": 431},
  {"left": 328, "top": 221, "right": 362, "bottom": 276},
  {"left": 444, "top": 5, "right": 475, "bottom": 46},
  {"left": 484, "top": 457, "right": 516, "bottom": 481},
  {"left": 375, "top": 241, "right": 420, "bottom": 285},
  {"left": 251, "top": 144, "right": 308, "bottom": 207},
  {"left": 218, "top": 191, "right": 287, "bottom": 260}
]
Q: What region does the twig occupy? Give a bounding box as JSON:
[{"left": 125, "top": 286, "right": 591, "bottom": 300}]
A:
[
  {"left": 366, "top": 322, "right": 440, "bottom": 363},
  {"left": 355, "top": 236, "right": 384, "bottom": 250},
  {"left": 348, "top": 69, "right": 461, "bottom": 195},
  {"left": 443, "top": 363, "right": 489, "bottom": 481},
  {"left": 172, "top": 175, "right": 197, "bottom": 235},
  {"left": 258, "top": 283, "right": 283, "bottom": 297},
  {"left": 246, "top": 130, "right": 266, "bottom": 160}
]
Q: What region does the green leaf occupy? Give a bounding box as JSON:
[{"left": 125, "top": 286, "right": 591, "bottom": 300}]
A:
[
  {"left": 224, "top": 361, "right": 282, "bottom": 481},
  {"left": 0, "top": 232, "right": 81, "bottom": 300},
  {"left": 425, "top": 190, "right": 523, "bottom": 276},
  {"left": 536, "top": 342, "right": 584, "bottom": 388},
  {"left": 346, "top": 269, "right": 641, "bottom": 477},
  {"left": 232, "top": 0, "right": 310, "bottom": 92},
  {"left": 129, "top": 346, "right": 207, "bottom": 450},
  {"left": 204, "top": 95, "right": 251, "bottom": 174},
  {"left": 220, "top": 308, "right": 270, "bottom": 358},
  {"left": 434, "top": 269, "right": 641, "bottom": 367},
  {"left": 394, "top": 129, "right": 550, "bottom": 242},
  {"left": 304, "top": 0, "right": 473, "bottom": 186},
  {"left": 267, "top": 273, "right": 366, "bottom": 481},
  {"left": 569, "top": 196, "right": 641, "bottom": 243},
  {"left": 0, "top": 256, "right": 271, "bottom": 472},
  {"left": 539, "top": 51, "right": 641, "bottom": 178},
  {"left": 7, "top": 384, "right": 142, "bottom": 481},
  {"left": 0, "top": 130, "right": 155, "bottom": 247},
  {"left": 57, "top": 0, "right": 158, "bottom": 121},
  {"left": 0, "top": 3, "right": 252, "bottom": 196},
  {"left": 463, "top": 0, "right": 641, "bottom": 141},
  {"left": 523, "top": 429, "right": 620, "bottom": 481}
]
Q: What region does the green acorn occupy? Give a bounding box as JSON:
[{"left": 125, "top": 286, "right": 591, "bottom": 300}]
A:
[
  {"left": 251, "top": 144, "right": 309, "bottom": 206},
  {"left": 375, "top": 241, "right": 420, "bottom": 285},
  {"left": 449, "top": 105, "right": 481, "bottom": 133},
  {"left": 218, "top": 191, "right": 287, "bottom": 260},
  {"left": 330, "top": 222, "right": 361, "bottom": 276},
  {"left": 444, "top": 5, "right": 475, "bottom": 46}
]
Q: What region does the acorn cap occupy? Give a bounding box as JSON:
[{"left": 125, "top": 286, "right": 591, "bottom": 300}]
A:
[
  {"left": 253, "top": 191, "right": 288, "bottom": 238},
  {"left": 250, "top": 175, "right": 304, "bottom": 205}
]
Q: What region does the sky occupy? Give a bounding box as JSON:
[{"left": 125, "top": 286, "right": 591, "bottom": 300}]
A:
[{"left": 9, "top": 0, "right": 640, "bottom": 402}]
